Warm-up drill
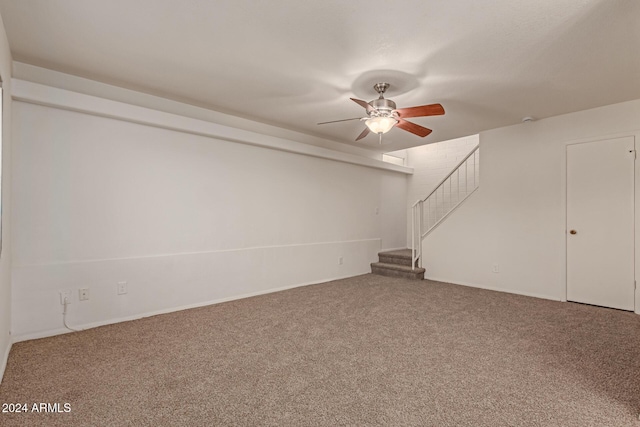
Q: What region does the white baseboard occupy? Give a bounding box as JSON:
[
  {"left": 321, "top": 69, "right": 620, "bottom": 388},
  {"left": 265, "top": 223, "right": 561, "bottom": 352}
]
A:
[
  {"left": 12, "top": 272, "right": 365, "bottom": 343},
  {"left": 0, "top": 339, "right": 11, "bottom": 385},
  {"left": 424, "top": 276, "right": 563, "bottom": 302}
]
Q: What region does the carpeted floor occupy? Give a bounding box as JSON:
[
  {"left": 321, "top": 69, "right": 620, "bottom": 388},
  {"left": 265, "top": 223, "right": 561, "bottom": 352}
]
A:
[{"left": 1, "top": 274, "right": 639, "bottom": 426}]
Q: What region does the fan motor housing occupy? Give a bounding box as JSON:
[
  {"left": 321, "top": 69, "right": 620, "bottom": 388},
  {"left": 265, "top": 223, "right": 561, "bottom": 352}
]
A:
[{"left": 370, "top": 98, "right": 396, "bottom": 113}]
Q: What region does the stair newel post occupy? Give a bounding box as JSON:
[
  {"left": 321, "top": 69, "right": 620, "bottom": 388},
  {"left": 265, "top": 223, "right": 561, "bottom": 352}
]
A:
[
  {"left": 411, "top": 200, "right": 421, "bottom": 271},
  {"left": 411, "top": 205, "right": 415, "bottom": 271},
  {"left": 418, "top": 201, "right": 424, "bottom": 269}
]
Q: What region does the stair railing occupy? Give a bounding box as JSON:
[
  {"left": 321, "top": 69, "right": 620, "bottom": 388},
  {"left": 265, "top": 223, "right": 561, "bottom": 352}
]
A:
[{"left": 411, "top": 144, "right": 479, "bottom": 269}]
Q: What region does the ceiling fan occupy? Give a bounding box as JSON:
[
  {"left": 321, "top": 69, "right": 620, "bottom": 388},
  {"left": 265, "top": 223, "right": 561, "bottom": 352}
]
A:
[{"left": 318, "top": 82, "right": 445, "bottom": 142}]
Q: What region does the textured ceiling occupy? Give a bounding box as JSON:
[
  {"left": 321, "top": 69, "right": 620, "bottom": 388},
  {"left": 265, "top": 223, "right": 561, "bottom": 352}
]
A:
[{"left": 1, "top": 0, "right": 639, "bottom": 152}]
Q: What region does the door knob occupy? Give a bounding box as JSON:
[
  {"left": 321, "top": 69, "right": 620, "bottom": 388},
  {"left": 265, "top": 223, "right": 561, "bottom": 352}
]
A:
[{"left": 570, "top": 230, "right": 577, "bottom": 235}]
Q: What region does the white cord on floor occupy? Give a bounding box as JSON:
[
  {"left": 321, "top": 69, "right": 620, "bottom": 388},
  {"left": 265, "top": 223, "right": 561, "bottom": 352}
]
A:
[{"left": 62, "top": 297, "right": 82, "bottom": 332}]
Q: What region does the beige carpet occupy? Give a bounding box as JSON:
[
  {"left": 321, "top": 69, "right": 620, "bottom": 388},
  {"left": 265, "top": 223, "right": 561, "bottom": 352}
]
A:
[{"left": 1, "top": 274, "right": 639, "bottom": 426}]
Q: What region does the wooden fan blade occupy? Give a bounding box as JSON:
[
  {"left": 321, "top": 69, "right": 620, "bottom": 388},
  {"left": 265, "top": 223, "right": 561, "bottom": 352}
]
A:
[
  {"left": 396, "top": 118, "right": 432, "bottom": 137},
  {"left": 350, "top": 98, "right": 373, "bottom": 112},
  {"left": 317, "top": 117, "right": 363, "bottom": 125},
  {"left": 395, "top": 103, "right": 445, "bottom": 119},
  {"left": 355, "top": 127, "right": 370, "bottom": 141}
]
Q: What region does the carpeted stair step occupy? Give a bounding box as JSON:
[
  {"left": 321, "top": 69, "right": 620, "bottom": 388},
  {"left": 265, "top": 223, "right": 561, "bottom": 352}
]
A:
[
  {"left": 377, "top": 249, "right": 415, "bottom": 267},
  {"left": 370, "top": 262, "right": 425, "bottom": 280}
]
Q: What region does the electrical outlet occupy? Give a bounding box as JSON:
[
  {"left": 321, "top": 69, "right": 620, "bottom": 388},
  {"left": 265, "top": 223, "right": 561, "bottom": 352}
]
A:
[
  {"left": 492, "top": 264, "right": 500, "bottom": 273},
  {"left": 339, "top": 257, "right": 343, "bottom": 265},
  {"left": 117, "top": 281, "right": 128, "bottom": 295},
  {"left": 79, "top": 288, "right": 90, "bottom": 301},
  {"left": 59, "top": 290, "right": 72, "bottom": 305}
]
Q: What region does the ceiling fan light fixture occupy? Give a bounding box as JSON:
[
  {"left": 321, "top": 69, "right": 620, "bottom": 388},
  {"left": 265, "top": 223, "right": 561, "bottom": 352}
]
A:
[
  {"left": 319, "top": 82, "right": 443, "bottom": 141},
  {"left": 365, "top": 116, "right": 397, "bottom": 134}
]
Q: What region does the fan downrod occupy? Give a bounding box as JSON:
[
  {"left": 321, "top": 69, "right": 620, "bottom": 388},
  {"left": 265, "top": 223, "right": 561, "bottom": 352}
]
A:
[
  {"left": 370, "top": 82, "right": 396, "bottom": 111},
  {"left": 373, "top": 82, "right": 390, "bottom": 98}
]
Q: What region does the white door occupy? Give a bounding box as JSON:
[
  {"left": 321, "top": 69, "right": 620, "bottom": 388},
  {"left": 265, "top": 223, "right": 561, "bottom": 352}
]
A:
[{"left": 566, "top": 136, "right": 635, "bottom": 311}]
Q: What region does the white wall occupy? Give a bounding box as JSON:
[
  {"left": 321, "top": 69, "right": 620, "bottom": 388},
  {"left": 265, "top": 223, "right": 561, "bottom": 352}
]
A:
[
  {"left": 11, "top": 97, "right": 408, "bottom": 339},
  {"left": 422, "top": 99, "right": 640, "bottom": 313},
  {"left": 13, "top": 62, "right": 382, "bottom": 161},
  {"left": 0, "top": 13, "right": 11, "bottom": 382}
]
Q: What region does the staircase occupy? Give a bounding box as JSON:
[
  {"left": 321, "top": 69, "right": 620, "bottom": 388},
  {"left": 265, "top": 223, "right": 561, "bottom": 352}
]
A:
[
  {"left": 371, "top": 145, "right": 480, "bottom": 281},
  {"left": 411, "top": 144, "right": 479, "bottom": 269},
  {"left": 371, "top": 249, "right": 425, "bottom": 280}
]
